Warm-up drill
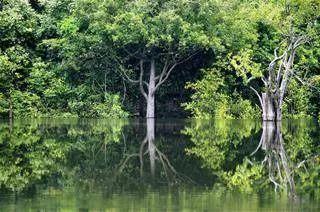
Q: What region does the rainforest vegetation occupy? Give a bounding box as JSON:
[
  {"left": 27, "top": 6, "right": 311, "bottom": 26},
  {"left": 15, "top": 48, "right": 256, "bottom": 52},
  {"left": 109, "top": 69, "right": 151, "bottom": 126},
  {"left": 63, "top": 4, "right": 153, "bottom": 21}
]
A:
[
  {"left": 1, "top": 2, "right": 320, "bottom": 209},
  {"left": 0, "top": 0, "right": 319, "bottom": 120}
]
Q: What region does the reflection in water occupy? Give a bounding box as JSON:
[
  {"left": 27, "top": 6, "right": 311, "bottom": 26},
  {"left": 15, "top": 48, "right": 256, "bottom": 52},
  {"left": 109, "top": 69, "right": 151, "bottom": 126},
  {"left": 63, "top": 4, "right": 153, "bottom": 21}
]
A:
[
  {"left": 0, "top": 119, "right": 319, "bottom": 211},
  {"left": 251, "top": 121, "right": 296, "bottom": 197},
  {"left": 0, "top": 120, "right": 70, "bottom": 191},
  {"left": 137, "top": 118, "right": 157, "bottom": 178},
  {"left": 184, "top": 119, "right": 319, "bottom": 197},
  {"left": 147, "top": 118, "right": 156, "bottom": 177},
  {"left": 120, "top": 118, "right": 191, "bottom": 185}
]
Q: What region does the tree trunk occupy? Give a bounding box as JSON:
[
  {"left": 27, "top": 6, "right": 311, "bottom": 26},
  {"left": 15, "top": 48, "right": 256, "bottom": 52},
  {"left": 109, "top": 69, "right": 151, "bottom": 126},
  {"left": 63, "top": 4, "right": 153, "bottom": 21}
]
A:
[
  {"left": 262, "top": 93, "right": 276, "bottom": 121},
  {"left": 146, "top": 59, "right": 156, "bottom": 118},
  {"left": 276, "top": 106, "right": 282, "bottom": 121},
  {"left": 261, "top": 92, "right": 282, "bottom": 121}
]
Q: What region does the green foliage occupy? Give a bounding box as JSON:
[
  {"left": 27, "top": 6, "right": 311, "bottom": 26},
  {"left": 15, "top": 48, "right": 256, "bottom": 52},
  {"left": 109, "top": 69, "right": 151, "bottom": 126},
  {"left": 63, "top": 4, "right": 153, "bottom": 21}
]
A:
[
  {"left": 282, "top": 80, "right": 312, "bottom": 118},
  {"left": 183, "top": 69, "right": 229, "bottom": 119},
  {"left": 223, "top": 160, "right": 265, "bottom": 193},
  {"left": 183, "top": 69, "right": 259, "bottom": 119},
  {"left": 0, "top": 93, "right": 8, "bottom": 114},
  {"left": 184, "top": 119, "right": 320, "bottom": 196},
  {"left": 0, "top": 0, "right": 129, "bottom": 119},
  {"left": 0, "top": 118, "right": 128, "bottom": 192},
  {"left": 68, "top": 92, "right": 128, "bottom": 118},
  {"left": 0, "top": 46, "right": 30, "bottom": 92},
  {"left": 106, "top": 0, "right": 216, "bottom": 49},
  {"left": 296, "top": 156, "right": 320, "bottom": 199},
  {"left": 229, "top": 94, "right": 260, "bottom": 119},
  {"left": 183, "top": 120, "right": 260, "bottom": 172},
  {"left": 0, "top": 122, "right": 70, "bottom": 191},
  {"left": 230, "top": 50, "right": 262, "bottom": 85},
  {"left": 0, "top": 0, "right": 319, "bottom": 119},
  {"left": 11, "top": 90, "right": 41, "bottom": 117}
]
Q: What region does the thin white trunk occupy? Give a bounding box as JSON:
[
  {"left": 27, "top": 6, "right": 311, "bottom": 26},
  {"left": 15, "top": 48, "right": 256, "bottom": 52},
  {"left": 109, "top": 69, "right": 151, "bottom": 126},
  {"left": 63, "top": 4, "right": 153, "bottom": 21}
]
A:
[
  {"left": 135, "top": 52, "right": 199, "bottom": 118},
  {"left": 146, "top": 59, "right": 156, "bottom": 118}
]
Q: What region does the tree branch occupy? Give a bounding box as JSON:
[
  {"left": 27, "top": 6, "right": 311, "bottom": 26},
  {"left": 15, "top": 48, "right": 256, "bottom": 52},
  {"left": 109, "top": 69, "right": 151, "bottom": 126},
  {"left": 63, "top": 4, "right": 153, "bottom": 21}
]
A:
[
  {"left": 294, "top": 74, "right": 320, "bottom": 92},
  {"left": 139, "top": 60, "right": 148, "bottom": 100},
  {"left": 121, "top": 78, "right": 126, "bottom": 104},
  {"left": 154, "top": 63, "right": 177, "bottom": 91},
  {"left": 250, "top": 86, "right": 263, "bottom": 109},
  {"left": 268, "top": 48, "right": 286, "bottom": 84},
  {"left": 120, "top": 66, "right": 140, "bottom": 83},
  {"left": 123, "top": 47, "right": 144, "bottom": 60},
  {"left": 156, "top": 56, "right": 170, "bottom": 84},
  {"left": 154, "top": 51, "right": 200, "bottom": 91},
  {"left": 176, "top": 50, "right": 200, "bottom": 65}
]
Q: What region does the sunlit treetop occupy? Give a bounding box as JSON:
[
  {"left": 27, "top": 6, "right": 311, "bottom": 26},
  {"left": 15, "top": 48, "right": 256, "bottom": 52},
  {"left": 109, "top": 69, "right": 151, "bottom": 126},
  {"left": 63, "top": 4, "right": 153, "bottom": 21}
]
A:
[{"left": 67, "top": 0, "right": 221, "bottom": 59}]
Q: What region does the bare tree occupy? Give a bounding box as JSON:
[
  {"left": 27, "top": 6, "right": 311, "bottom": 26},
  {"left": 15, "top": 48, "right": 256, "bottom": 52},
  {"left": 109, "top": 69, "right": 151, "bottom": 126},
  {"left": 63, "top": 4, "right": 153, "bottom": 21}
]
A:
[
  {"left": 120, "top": 51, "right": 199, "bottom": 118},
  {"left": 250, "top": 33, "right": 308, "bottom": 121}
]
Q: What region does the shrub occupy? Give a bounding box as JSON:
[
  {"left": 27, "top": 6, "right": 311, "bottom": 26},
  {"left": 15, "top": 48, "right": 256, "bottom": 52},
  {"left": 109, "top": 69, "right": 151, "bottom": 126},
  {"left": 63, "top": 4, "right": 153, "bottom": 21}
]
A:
[{"left": 183, "top": 69, "right": 259, "bottom": 119}]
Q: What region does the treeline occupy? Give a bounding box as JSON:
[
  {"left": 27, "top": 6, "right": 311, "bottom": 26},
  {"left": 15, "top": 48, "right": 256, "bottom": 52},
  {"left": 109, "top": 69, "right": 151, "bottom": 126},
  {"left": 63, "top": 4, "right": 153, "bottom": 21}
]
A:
[{"left": 0, "top": 0, "right": 319, "bottom": 119}]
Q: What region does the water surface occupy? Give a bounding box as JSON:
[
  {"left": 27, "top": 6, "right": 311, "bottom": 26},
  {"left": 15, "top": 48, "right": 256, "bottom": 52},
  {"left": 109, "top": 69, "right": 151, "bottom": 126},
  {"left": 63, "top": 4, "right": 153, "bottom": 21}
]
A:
[{"left": 0, "top": 119, "right": 319, "bottom": 211}]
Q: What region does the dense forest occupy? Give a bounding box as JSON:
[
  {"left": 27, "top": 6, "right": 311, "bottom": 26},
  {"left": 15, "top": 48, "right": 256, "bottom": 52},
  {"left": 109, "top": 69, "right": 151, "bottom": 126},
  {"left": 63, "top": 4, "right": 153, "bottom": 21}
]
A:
[{"left": 0, "top": 0, "right": 319, "bottom": 120}]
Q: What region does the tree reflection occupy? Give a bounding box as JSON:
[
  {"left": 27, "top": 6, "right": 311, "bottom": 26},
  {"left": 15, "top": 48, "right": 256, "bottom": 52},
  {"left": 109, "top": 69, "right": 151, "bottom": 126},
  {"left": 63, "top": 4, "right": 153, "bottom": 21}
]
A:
[
  {"left": 0, "top": 119, "right": 127, "bottom": 192},
  {"left": 251, "top": 121, "right": 296, "bottom": 197},
  {"left": 1, "top": 118, "right": 318, "bottom": 199},
  {"left": 0, "top": 120, "right": 71, "bottom": 191},
  {"left": 119, "top": 118, "right": 191, "bottom": 185},
  {"left": 184, "top": 119, "right": 320, "bottom": 198}
]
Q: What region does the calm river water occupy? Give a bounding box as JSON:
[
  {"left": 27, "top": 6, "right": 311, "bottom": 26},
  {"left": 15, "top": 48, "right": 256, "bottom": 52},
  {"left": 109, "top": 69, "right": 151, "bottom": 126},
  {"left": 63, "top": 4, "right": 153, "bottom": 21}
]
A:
[{"left": 0, "top": 119, "right": 319, "bottom": 211}]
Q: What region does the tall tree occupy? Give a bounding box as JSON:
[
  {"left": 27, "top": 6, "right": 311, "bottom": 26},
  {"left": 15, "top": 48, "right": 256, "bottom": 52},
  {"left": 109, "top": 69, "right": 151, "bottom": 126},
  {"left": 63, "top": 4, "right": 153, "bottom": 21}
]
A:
[
  {"left": 102, "top": 0, "right": 218, "bottom": 118},
  {"left": 251, "top": 33, "right": 308, "bottom": 121},
  {"left": 0, "top": 0, "right": 38, "bottom": 121},
  {"left": 231, "top": 0, "right": 319, "bottom": 121}
]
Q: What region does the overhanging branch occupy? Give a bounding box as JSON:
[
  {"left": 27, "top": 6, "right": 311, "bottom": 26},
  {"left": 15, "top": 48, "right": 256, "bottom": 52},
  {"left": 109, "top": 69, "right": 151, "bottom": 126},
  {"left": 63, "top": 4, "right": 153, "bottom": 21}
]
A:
[
  {"left": 250, "top": 86, "right": 263, "bottom": 109},
  {"left": 154, "top": 50, "right": 200, "bottom": 91}
]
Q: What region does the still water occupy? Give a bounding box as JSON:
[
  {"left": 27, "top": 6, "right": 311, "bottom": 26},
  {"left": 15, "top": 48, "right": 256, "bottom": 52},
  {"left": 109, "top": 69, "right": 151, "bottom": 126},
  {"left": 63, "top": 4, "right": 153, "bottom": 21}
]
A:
[{"left": 0, "top": 119, "right": 319, "bottom": 211}]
